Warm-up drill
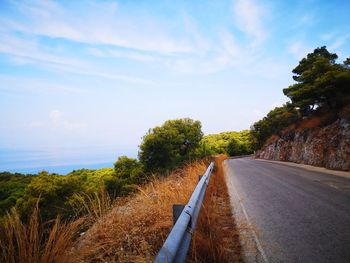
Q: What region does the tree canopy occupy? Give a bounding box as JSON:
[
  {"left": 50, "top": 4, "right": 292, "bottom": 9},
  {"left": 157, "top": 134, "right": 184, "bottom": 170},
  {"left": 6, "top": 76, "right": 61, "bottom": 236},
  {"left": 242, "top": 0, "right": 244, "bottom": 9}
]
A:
[
  {"left": 283, "top": 46, "right": 350, "bottom": 114},
  {"left": 138, "top": 118, "right": 203, "bottom": 173},
  {"left": 250, "top": 46, "right": 350, "bottom": 149},
  {"left": 250, "top": 103, "right": 300, "bottom": 148},
  {"left": 199, "top": 130, "right": 254, "bottom": 156}
]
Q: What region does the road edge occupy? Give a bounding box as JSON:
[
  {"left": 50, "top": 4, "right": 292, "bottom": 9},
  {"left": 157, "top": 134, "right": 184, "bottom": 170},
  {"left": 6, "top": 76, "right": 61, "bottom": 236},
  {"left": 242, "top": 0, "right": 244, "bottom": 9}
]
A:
[
  {"left": 223, "top": 159, "right": 269, "bottom": 263},
  {"left": 254, "top": 158, "right": 350, "bottom": 179}
]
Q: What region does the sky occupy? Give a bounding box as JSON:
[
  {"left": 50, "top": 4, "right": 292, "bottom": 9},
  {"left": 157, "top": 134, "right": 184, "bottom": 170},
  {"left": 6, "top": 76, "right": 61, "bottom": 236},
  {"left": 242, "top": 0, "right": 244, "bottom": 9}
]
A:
[{"left": 0, "top": 0, "right": 349, "bottom": 172}]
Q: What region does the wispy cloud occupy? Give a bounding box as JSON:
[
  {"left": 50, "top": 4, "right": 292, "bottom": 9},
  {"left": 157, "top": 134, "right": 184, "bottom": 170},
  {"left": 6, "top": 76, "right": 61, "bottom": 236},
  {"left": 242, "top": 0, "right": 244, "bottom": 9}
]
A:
[
  {"left": 26, "top": 110, "right": 86, "bottom": 131},
  {"left": 0, "top": 34, "right": 85, "bottom": 68},
  {"left": 232, "top": 0, "right": 267, "bottom": 45},
  {"left": 87, "top": 48, "right": 156, "bottom": 62},
  {"left": 328, "top": 35, "right": 350, "bottom": 51},
  {"left": 2, "top": 0, "right": 194, "bottom": 54},
  {"left": 0, "top": 74, "right": 87, "bottom": 95},
  {"left": 49, "top": 110, "right": 86, "bottom": 131},
  {"left": 0, "top": 33, "right": 154, "bottom": 85}
]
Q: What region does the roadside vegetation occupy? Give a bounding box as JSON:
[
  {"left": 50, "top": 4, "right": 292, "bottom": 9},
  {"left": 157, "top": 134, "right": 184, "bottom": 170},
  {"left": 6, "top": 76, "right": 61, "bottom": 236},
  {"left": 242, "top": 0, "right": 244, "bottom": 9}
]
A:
[
  {"left": 190, "top": 155, "right": 241, "bottom": 262},
  {"left": 0, "top": 117, "right": 246, "bottom": 262},
  {"left": 250, "top": 46, "right": 350, "bottom": 149},
  {"left": 0, "top": 118, "right": 253, "bottom": 222},
  {"left": 200, "top": 130, "right": 254, "bottom": 157}
]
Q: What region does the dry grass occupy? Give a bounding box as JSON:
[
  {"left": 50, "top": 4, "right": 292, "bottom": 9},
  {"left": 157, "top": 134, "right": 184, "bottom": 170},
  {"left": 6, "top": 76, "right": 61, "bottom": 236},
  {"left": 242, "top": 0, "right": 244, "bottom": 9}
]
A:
[
  {"left": 298, "top": 116, "right": 322, "bottom": 129},
  {"left": 264, "top": 134, "right": 280, "bottom": 145},
  {"left": 71, "top": 161, "right": 208, "bottom": 262},
  {"left": 70, "top": 187, "right": 113, "bottom": 222},
  {"left": 0, "top": 159, "right": 241, "bottom": 262},
  {"left": 189, "top": 155, "right": 242, "bottom": 263},
  {"left": 0, "top": 204, "right": 85, "bottom": 263}
]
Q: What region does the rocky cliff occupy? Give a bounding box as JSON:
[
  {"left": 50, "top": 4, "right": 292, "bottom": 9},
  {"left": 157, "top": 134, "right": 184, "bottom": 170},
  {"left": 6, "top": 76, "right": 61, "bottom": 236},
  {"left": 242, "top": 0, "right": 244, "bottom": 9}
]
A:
[{"left": 256, "top": 117, "right": 350, "bottom": 171}]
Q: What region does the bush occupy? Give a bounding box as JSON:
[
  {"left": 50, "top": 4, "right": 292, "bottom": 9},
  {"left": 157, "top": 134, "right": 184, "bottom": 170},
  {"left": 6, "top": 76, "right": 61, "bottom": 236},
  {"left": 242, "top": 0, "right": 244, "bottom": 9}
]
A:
[
  {"left": 139, "top": 118, "right": 203, "bottom": 173},
  {"left": 114, "top": 156, "right": 145, "bottom": 183}
]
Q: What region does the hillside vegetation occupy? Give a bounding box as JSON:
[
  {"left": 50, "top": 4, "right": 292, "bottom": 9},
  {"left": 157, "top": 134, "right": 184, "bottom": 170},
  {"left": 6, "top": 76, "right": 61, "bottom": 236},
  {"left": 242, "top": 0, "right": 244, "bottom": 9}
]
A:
[
  {"left": 0, "top": 119, "right": 253, "bottom": 221},
  {"left": 200, "top": 130, "right": 254, "bottom": 156},
  {"left": 0, "top": 117, "right": 248, "bottom": 262},
  {"left": 250, "top": 46, "right": 350, "bottom": 149}
]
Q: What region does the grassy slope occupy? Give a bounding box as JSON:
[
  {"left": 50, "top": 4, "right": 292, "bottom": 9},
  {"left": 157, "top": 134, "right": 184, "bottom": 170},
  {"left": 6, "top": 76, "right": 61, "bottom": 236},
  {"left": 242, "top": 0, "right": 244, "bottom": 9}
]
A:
[{"left": 1, "top": 158, "right": 241, "bottom": 262}]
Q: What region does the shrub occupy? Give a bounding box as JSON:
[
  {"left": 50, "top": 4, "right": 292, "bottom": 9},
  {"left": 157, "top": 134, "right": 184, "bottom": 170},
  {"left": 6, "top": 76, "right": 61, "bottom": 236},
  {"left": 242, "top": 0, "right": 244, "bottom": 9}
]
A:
[{"left": 139, "top": 118, "right": 203, "bottom": 173}]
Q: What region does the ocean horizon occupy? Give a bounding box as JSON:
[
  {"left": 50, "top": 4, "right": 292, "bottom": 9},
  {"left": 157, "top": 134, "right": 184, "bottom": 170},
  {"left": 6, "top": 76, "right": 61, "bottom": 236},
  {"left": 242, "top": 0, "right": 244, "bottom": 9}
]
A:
[{"left": 0, "top": 146, "right": 137, "bottom": 175}]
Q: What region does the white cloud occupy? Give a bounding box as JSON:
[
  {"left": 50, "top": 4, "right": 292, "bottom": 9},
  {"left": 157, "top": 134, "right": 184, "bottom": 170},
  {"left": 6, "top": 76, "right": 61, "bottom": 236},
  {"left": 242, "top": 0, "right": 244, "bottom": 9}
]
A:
[
  {"left": 0, "top": 1, "right": 287, "bottom": 79},
  {"left": 0, "top": 34, "right": 86, "bottom": 68},
  {"left": 0, "top": 33, "right": 154, "bottom": 85},
  {"left": 2, "top": 0, "right": 194, "bottom": 54},
  {"left": 329, "top": 35, "right": 349, "bottom": 51},
  {"left": 233, "top": 0, "right": 267, "bottom": 45},
  {"left": 48, "top": 110, "right": 86, "bottom": 131}
]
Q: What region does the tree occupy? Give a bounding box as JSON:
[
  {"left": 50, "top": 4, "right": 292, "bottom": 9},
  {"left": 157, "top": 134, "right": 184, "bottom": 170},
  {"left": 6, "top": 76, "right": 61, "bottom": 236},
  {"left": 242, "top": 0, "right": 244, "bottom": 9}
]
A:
[
  {"left": 0, "top": 172, "right": 36, "bottom": 217},
  {"left": 283, "top": 46, "right": 350, "bottom": 114},
  {"left": 199, "top": 130, "right": 254, "bottom": 156},
  {"left": 139, "top": 118, "right": 203, "bottom": 173},
  {"left": 16, "top": 173, "right": 83, "bottom": 221},
  {"left": 250, "top": 103, "right": 300, "bottom": 148},
  {"left": 114, "top": 156, "right": 144, "bottom": 183}
]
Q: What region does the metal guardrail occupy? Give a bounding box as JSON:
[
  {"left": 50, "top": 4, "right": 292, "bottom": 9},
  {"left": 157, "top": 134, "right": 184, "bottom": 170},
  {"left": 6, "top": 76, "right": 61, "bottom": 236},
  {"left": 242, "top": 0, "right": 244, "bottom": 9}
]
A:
[{"left": 154, "top": 162, "right": 215, "bottom": 263}]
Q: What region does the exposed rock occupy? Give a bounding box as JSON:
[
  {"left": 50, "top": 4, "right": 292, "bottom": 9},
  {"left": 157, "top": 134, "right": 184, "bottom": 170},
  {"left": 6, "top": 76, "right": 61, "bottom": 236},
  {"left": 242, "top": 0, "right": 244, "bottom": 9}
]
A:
[{"left": 256, "top": 118, "right": 350, "bottom": 171}]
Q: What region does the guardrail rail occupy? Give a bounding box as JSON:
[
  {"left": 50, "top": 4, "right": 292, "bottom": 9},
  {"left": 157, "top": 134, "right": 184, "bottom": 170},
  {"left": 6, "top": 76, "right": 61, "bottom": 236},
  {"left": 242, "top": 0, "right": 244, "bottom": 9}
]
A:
[{"left": 154, "top": 162, "right": 215, "bottom": 263}]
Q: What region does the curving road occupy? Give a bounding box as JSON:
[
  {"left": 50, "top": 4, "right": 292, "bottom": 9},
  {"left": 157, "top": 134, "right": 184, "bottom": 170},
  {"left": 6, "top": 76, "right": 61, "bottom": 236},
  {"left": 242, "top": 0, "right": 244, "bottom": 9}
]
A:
[{"left": 224, "top": 157, "right": 350, "bottom": 263}]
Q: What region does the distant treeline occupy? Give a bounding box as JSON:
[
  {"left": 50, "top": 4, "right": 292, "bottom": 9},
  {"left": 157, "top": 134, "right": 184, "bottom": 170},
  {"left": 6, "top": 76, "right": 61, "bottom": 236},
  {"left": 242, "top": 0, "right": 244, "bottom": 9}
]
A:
[
  {"left": 0, "top": 119, "right": 253, "bottom": 221},
  {"left": 250, "top": 46, "right": 350, "bottom": 148}
]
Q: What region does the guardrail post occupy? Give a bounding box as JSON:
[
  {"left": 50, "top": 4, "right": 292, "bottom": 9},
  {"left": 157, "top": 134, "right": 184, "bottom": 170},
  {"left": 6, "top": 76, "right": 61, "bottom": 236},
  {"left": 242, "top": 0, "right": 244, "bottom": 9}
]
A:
[{"left": 172, "top": 205, "right": 185, "bottom": 225}]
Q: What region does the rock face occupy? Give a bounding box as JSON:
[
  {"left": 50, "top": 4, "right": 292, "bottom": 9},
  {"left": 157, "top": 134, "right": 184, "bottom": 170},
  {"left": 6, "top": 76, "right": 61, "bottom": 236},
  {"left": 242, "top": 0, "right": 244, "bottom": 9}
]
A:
[{"left": 256, "top": 118, "right": 350, "bottom": 171}]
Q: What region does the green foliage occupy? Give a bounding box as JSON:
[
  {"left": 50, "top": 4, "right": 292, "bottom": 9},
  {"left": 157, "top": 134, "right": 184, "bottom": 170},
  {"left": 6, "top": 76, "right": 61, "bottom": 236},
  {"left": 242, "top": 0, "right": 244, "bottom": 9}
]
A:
[
  {"left": 139, "top": 118, "right": 203, "bottom": 173},
  {"left": 250, "top": 103, "right": 300, "bottom": 148},
  {"left": 67, "top": 168, "right": 116, "bottom": 193},
  {"left": 251, "top": 46, "right": 350, "bottom": 149},
  {"left": 114, "top": 156, "right": 145, "bottom": 183},
  {"left": 0, "top": 172, "right": 36, "bottom": 217},
  {"left": 200, "top": 130, "right": 254, "bottom": 156},
  {"left": 283, "top": 46, "right": 350, "bottom": 114},
  {"left": 16, "top": 171, "right": 83, "bottom": 221},
  {"left": 12, "top": 166, "right": 141, "bottom": 221}
]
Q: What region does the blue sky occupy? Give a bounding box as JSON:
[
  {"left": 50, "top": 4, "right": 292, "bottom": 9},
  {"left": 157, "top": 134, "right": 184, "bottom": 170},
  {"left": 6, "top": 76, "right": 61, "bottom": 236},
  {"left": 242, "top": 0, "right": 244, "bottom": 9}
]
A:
[{"left": 0, "top": 0, "right": 349, "bottom": 170}]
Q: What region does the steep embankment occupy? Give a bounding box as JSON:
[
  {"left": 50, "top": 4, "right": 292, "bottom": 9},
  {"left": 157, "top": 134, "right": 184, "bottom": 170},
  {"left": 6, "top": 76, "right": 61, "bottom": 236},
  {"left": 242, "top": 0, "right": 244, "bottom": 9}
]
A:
[{"left": 256, "top": 109, "right": 350, "bottom": 171}]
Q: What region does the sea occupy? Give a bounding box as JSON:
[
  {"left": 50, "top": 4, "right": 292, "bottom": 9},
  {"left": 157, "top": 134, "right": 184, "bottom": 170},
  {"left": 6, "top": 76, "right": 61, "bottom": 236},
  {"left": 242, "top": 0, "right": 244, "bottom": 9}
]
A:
[{"left": 0, "top": 146, "right": 137, "bottom": 175}]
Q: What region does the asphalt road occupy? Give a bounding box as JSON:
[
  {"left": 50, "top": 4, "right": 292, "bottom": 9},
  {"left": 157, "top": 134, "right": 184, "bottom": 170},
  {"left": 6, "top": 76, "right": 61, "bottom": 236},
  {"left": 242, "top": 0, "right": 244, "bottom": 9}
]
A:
[{"left": 224, "top": 158, "right": 350, "bottom": 263}]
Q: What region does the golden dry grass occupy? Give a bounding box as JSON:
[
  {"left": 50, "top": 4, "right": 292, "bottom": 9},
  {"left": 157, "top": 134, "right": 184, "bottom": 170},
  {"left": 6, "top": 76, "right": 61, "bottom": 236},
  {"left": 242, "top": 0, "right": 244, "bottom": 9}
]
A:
[
  {"left": 0, "top": 204, "right": 85, "bottom": 263},
  {"left": 298, "top": 117, "right": 322, "bottom": 129},
  {"left": 264, "top": 134, "right": 280, "bottom": 145},
  {"left": 71, "top": 161, "right": 208, "bottom": 262},
  {"left": 189, "top": 155, "right": 242, "bottom": 263}
]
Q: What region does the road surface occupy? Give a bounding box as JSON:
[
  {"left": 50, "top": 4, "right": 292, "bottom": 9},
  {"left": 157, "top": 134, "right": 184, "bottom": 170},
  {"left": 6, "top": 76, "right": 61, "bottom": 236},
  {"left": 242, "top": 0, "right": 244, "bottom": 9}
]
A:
[{"left": 224, "top": 157, "right": 350, "bottom": 263}]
